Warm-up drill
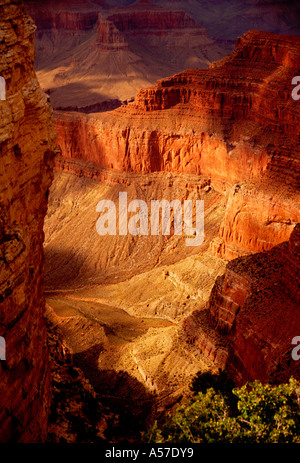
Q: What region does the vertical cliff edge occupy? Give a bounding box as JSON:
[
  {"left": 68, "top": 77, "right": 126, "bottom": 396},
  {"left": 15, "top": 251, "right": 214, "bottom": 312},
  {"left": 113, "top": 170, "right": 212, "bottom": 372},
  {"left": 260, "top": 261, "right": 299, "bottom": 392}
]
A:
[{"left": 0, "top": 0, "right": 56, "bottom": 442}]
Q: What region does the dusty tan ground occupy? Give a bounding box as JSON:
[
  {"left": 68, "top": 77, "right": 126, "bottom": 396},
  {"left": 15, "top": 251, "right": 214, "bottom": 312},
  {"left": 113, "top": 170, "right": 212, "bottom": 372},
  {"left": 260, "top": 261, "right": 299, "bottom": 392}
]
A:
[{"left": 44, "top": 169, "right": 227, "bottom": 418}]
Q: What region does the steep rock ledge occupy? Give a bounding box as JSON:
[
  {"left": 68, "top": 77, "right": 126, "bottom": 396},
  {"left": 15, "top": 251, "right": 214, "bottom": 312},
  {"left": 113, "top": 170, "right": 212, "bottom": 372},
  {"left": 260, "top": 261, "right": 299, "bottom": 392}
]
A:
[
  {"left": 185, "top": 224, "right": 300, "bottom": 385},
  {"left": 0, "top": 0, "right": 56, "bottom": 442}
]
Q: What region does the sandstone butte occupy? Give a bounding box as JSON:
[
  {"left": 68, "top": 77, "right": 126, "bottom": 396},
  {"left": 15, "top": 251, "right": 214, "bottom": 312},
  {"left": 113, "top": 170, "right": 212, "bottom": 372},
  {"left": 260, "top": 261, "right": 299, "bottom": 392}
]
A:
[{"left": 0, "top": 0, "right": 56, "bottom": 442}]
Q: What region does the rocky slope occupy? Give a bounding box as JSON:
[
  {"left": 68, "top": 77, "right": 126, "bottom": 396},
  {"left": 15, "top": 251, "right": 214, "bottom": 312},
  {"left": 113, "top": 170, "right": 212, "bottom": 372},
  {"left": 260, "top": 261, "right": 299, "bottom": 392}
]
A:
[
  {"left": 0, "top": 0, "right": 56, "bottom": 442},
  {"left": 54, "top": 30, "right": 300, "bottom": 259}
]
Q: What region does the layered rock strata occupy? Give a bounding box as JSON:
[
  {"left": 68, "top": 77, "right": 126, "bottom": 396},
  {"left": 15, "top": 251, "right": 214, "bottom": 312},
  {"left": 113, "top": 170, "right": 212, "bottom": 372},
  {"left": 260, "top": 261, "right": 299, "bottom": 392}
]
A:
[
  {"left": 0, "top": 1, "right": 56, "bottom": 442},
  {"left": 54, "top": 30, "right": 300, "bottom": 258},
  {"left": 24, "top": 0, "right": 223, "bottom": 109},
  {"left": 185, "top": 224, "right": 300, "bottom": 385}
]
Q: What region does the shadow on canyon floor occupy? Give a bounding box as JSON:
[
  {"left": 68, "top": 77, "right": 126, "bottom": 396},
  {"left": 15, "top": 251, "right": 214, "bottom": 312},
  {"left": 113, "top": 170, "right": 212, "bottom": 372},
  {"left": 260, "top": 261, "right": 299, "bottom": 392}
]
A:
[
  {"left": 73, "top": 344, "right": 156, "bottom": 441},
  {"left": 45, "top": 247, "right": 96, "bottom": 291}
]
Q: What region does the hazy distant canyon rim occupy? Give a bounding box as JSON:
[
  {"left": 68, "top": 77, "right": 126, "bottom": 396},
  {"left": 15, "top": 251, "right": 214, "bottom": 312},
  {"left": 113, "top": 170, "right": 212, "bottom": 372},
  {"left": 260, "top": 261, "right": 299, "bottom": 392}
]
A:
[{"left": 24, "top": 0, "right": 300, "bottom": 110}]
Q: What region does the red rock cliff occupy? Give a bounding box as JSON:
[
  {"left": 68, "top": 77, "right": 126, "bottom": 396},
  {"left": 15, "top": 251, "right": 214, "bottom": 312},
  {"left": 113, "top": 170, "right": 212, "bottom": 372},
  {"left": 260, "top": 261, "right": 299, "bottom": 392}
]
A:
[
  {"left": 24, "top": 0, "right": 100, "bottom": 31},
  {"left": 54, "top": 30, "right": 300, "bottom": 258},
  {"left": 202, "top": 223, "right": 300, "bottom": 385},
  {"left": 184, "top": 223, "right": 300, "bottom": 385},
  {"left": 0, "top": 1, "right": 56, "bottom": 442}
]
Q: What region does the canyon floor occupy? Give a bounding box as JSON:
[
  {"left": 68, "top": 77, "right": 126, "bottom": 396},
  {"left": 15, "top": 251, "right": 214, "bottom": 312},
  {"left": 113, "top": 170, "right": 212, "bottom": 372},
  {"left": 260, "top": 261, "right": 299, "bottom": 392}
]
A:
[{"left": 44, "top": 168, "right": 228, "bottom": 440}]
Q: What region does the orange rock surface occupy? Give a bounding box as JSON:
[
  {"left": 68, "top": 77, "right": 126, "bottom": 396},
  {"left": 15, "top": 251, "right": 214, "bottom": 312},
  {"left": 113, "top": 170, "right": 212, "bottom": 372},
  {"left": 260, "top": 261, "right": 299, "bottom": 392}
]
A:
[
  {"left": 0, "top": 1, "right": 56, "bottom": 442},
  {"left": 54, "top": 30, "right": 300, "bottom": 258},
  {"left": 199, "top": 224, "right": 300, "bottom": 384}
]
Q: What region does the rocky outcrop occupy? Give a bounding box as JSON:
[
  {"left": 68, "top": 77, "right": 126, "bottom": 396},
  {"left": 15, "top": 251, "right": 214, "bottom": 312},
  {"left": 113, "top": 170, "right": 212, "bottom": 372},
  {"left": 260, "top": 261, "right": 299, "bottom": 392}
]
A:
[
  {"left": 96, "top": 13, "right": 129, "bottom": 51},
  {"left": 54, "top": 30, "right": 300, "bottom": 258},
  {"left": 0, "top": 1, "right": 56, "bottom": 442},
  {"left": 185, "top": 223, "right": 300, "bottom": 385},
  {"left": 210, "top": 178, "right": 300, "bottom": 259},
  {"left": 54, "top": 107, "right": 271, "bottom": 187}
]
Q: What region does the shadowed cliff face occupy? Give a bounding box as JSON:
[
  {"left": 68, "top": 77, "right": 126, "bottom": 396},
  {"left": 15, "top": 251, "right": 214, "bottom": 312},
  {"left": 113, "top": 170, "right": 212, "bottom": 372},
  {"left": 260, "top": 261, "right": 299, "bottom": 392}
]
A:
[
  {"left": 0, "top": 0, "right": 56, "bottom": 443},
  {"left": 189, "top": 223, "right": 300, "bottom": 385}
]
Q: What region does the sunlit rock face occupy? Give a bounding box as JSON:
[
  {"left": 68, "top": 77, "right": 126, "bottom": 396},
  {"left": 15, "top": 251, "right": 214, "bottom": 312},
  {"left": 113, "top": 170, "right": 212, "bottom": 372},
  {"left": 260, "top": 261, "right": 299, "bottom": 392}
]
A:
[
  {"left": 0, "top": 0, "right": 56, "bottom": 442},
  {"left": 54, "top": 31, "right": 300, "bottom": 259}
]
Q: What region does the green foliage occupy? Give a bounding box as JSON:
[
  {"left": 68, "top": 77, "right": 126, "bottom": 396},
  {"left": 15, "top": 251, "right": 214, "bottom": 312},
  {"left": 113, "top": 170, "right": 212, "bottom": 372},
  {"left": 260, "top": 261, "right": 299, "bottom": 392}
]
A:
[
  {"left": 233, "top": 378, "right": 300, "bottom": 443},
  {"left": 144, "top": 377, "right": 300, "bottom": 443}
]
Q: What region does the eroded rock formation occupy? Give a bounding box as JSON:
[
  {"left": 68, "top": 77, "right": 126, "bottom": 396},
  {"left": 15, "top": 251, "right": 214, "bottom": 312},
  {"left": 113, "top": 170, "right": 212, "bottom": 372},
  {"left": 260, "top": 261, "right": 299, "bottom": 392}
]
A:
[
  {"left": 187, "top": 223, "right": 300, "bottom": 385},
  {"left": 0, "top": 0, "right": 56, "bottom": 442},
  {"left": 49, "top": 30, "right": 300, "bottom": 390},
  {"left": 54, "top": 30, "right": 300, "bottom": 259}
]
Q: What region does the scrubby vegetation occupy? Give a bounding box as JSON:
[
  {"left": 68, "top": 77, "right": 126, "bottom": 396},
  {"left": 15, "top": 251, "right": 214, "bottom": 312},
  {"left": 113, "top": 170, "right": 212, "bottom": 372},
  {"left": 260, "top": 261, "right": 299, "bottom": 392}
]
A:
[{"left": 144, "top": 372, "right": 300, "bottom": 443}]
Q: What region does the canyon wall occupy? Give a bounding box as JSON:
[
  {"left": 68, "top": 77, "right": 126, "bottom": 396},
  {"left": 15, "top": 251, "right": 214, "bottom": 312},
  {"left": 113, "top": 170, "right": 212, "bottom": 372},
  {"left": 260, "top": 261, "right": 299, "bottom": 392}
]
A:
[
  {"left": 51, "top": 30, "right": 300, "bottom": 389},
  {"left": 54, "top": 30, "right": 300, "bottom": 259},
  {"left": 205, "top": 223, "right": 300, "bottom": 384},
  {"left": 106, "top": 7, "right": 206, "bottom": 34},
  {"left": 0, "top": 0, "right": 56, "bottom": 442}
]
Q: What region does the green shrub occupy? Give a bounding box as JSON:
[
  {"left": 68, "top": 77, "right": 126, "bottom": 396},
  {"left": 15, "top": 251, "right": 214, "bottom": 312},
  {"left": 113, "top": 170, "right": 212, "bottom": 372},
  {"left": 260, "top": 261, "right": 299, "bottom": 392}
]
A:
[{"left": 144, "top": 377, "right": 300, "bottom": 443}]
